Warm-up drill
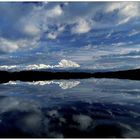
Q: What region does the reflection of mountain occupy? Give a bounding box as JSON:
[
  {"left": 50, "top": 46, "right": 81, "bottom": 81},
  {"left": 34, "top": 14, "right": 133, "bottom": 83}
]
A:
[
  {"left": 28, "top": 80, "right": 80, "bottom": 89},
  {"left": 4, "top": 80, "right": 80, "bottom": 90},
  {"left": 58, "top": 81, "right": 80, "bottom": 89}
]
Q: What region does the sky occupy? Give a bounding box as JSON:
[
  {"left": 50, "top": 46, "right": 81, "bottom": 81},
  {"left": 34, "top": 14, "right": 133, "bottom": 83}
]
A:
[{"left": 0, "top": 2, "right": 140, "bottom": 71}]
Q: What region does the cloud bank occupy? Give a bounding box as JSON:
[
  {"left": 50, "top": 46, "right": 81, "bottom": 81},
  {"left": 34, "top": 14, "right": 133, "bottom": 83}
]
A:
[
  {"left": 0, "top": 2, "right": 140, "bottom": 53},
  {"left": 0, "top": 59, "right": 80, "bottom": 71},
  {"left": 0, "top": 2, "right": 139, "bottom": 71}
]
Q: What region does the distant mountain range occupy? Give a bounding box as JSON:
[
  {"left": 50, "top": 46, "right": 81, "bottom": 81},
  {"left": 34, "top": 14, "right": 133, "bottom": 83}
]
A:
[{"left": 0, "top": 68, "right": 140, "bottom": 83}]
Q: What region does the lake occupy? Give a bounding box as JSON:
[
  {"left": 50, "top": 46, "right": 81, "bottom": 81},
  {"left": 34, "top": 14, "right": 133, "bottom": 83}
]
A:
[{"left": 0, "top": 78, "right": 140, "bottom": 138}]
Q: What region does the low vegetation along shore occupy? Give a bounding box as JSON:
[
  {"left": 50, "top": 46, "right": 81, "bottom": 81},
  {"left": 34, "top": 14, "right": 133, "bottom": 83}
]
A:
[{"left": 0, "top": 68, "right": 140, "bottom": 83}]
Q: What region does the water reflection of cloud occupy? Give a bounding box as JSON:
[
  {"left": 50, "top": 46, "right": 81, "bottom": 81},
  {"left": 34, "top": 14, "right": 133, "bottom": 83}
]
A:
[
  {"left": 0, "top": 97, "right": 41, "bottom": 114},
  {"left": 73, "top": 114, "right": 93, "bottom": 130},
  {"left": 47, "top": 110, "right": 59, "bottom": 118},
  {"left": 0, "top": 78, "right": 140, "bottom": 137},
  {"left": 2, "top": 78, "right": 140, "bottom": 106},
  {"left": 0, "top": 96, "right": 139, "bottom": 138}
]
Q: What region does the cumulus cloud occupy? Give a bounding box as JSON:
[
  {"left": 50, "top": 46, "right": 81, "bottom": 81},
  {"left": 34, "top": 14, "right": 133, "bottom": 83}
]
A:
[
  {"left": 119, "top": 2, "right": 139, "bottom": 18},
  {"left": 47, "top": 5, "right": 63, "bottom": 17},
  {"left": 0, "top": 2, "right": 140, "bottom": 71},
  {"left": 0, "top": 37, "right": 39, "bottom": 53},
  {"left": 105, "top": 2, "right": 140, "bottom": 24},
  {"left": 47, "top": 32, "right": 58, "bottom": 40},
  {"left": 71, "top": 18, "right": 92, "bottom": 34},
  {"left": 0, "top": 3, "right": 41, "bottom": 53},
  {"left": 0, "top": 2, "right": 138, "bottom": 51},
  {"left": 23, "top": 23, "right": 41, "bottom": 36}
]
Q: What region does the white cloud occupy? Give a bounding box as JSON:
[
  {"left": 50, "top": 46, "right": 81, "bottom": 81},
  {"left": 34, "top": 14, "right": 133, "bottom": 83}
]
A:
[
  {"left": 0, "top": 2, "right": 140, "bottom": 56},
  {"left": 105, "top": 2, "right": 121, "bottom": 13},
  {"left": 105, "top": 2, "right": 139, "bottom": 18},
  {"left": 117, "top": 17, "right": 131, "bottom": 25},
  {"left": 47, "top": 25, "right": 65, "bottom": 40},
  {"left": 71, "top": 18, "right": 92, "bottom": 34},
  {"left": 0, "top": 37, "right": 39, "bottom": 53},
  {"left": 105, "top": 2, "right": 140, "bottom": 24},
  {"left": 47, "top": 32, "right": 58, "bottom": 40},
  {"left": 47, "top": 5, "right": 63, "bottom": 18},
  {"left": 23, "top": 23, "right": 41, "bottom": 36},
  {"left": 57, "top": 26, "right": 65, "bottom": 32},
  {"left": 0, "top": 5, "right": 41, "bottom": 53},
  {"left": 128, "top": 29, "right": 140, "bottom": 36},
  {"left": 120, "top": 2, "right": 139, "bottom": 18},
  {"left": 64, "top": 2, "right": 69, "bottom": 6},
  {"left": 0, "top": 38, "right": 19, "bottom": 53}
]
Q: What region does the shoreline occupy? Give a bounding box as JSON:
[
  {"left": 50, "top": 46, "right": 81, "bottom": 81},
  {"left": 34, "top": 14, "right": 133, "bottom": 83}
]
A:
[{"left": 0, "top": 68, "right": 140, "bottom": 83}]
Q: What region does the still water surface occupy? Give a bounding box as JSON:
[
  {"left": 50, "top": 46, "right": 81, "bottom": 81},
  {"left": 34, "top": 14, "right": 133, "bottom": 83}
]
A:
[{"left": 0, "top": 78, "right": 140, "bottom": 138}]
